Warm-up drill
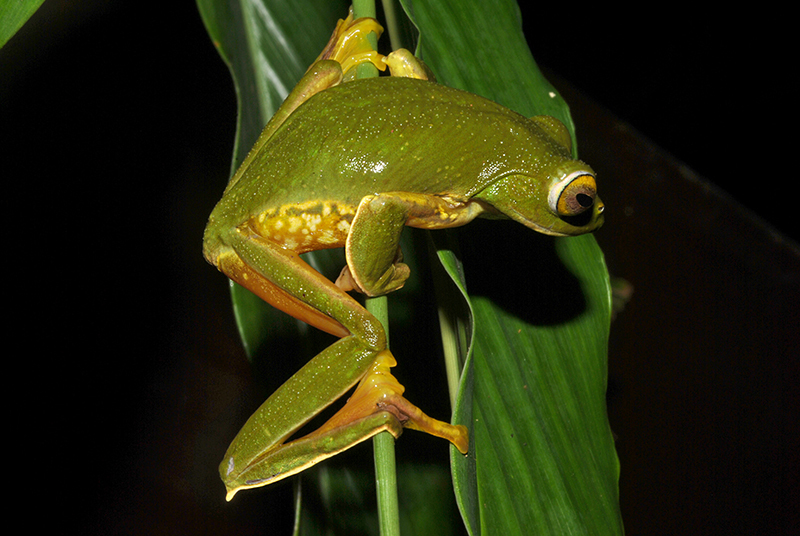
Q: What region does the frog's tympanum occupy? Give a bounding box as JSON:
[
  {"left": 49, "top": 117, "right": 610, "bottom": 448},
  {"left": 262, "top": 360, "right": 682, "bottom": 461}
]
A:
[{"left": 204, "top": 13, "right": 604, "bottom": 500}]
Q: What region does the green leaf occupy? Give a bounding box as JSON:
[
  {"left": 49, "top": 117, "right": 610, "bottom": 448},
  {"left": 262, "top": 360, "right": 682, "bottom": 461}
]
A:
[
  {"left": 399, "top": 0, "right": 622, "bottom": 533},
  {"left": 400, "top": 0, "right": 576, "bottom": 144},
  {"left": 0, "top": 0, "right": 45, "bottom": 49},
  {"left": 467, "top": 236, "right": 619, "bottom": 534}
]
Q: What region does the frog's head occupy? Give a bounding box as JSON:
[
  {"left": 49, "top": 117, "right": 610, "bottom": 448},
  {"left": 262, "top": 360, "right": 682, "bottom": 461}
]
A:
[{"left": 476, "top": 160, "right": 604, "bottom": 237}]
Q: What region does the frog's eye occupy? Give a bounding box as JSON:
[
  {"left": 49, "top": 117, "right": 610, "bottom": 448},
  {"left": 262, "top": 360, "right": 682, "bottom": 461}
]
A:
[{"left": 548, "top": 172, "right": 597, "bottom": 217}]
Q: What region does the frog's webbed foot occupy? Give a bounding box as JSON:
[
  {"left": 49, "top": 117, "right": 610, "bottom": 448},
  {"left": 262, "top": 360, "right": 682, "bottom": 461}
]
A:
[
  {"left": 336, "top": 248, "right": 410, "bottom": 296},
  {"left": 314, "top": 10, "right": 387, "bottom": 78},
  {"left": 335, "top": 262, "right": 410, "bottom": 296},
  {"left": 313, "top": 350, "right": 469, "bottom": 454},
  {"left": 314, "top": 10, "right": 435, "bottom": 83},
  {"left": 383, "top": 48, "right": 437, "bottom": 81},
  {"left": 222, "top": 350, "right": 467, "bottom": 500}
]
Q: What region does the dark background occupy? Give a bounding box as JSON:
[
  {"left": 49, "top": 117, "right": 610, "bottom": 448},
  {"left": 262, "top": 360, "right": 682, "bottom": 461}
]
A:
[{"left": 2, "top": 1, "right": 796, "bottom": 534}]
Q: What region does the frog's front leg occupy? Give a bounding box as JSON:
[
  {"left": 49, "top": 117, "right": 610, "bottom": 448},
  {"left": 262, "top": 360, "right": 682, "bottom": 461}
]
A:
[
  {"left": 214, "top": 223, "right": 467, "bottom": 500},
  {"left": 335, "top": 194, "right": 411, "bottom": 296},
  {"left": 336, "top": 193, "right": 487, "bottom": 295}
]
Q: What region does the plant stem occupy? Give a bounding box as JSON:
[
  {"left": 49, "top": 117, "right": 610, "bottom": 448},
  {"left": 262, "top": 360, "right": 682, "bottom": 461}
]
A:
[
  {"left": 352, "top": 0, "right": 377, "bottom": 19},
  {"left": 372, "top": 424, "right": 400, "bottom": 535},
  {"left": 352, "top": 1, "right": 400, "bottom": 534},
  {"left": 367, "top": 294, "right": 400, "bottom": 536},
  {"left": 380, "top": 0, "right": 404, "bottom": 51},
  {"left": 353, "top": 0, "right": 379, "bottom": 79}
]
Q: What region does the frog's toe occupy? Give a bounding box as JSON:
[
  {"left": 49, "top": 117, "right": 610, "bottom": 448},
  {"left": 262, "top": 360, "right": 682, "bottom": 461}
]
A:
[
  {"left": 377, "top": 262, "right": 410, "bottom": 295},
  {"left": 335, "top": 265, "right": 361, "bottom": 293},
  {"left": 335, "top": 262, "right": 410, "bottom": 296},
  {"left": 316, "top": 12, "right": 386, "bottom": 77},
  {"left": 384, "top": 49, "right": 436, "bottom": 81}
]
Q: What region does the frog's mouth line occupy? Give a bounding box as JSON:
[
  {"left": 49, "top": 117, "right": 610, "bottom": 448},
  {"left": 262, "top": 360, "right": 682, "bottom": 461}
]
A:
[{"left": 505, "top": 200, "right": 604, "bottom": 237}]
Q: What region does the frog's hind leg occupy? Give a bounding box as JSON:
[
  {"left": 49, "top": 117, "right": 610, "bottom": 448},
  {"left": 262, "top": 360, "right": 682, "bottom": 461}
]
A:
[
  {"left": 217, "top": 231, "right": 359, "bottom": 340},
  {"left": 217, "top": 225, "right": 390, "bottom": 475},
  {"left": 218, "top": 223, "right": 468, "bottom": 493},
  {"left": 315, "top": 11, "right": 386, "bottom": 77}
]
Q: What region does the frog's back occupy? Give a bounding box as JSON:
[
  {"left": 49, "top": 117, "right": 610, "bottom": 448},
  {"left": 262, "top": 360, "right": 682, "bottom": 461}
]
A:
[
  {"left": 213, "top": 77, "right": 570, "bottom": 252},
  {"left": 242, "top": 78, "right": 563, "bottom": 198}
]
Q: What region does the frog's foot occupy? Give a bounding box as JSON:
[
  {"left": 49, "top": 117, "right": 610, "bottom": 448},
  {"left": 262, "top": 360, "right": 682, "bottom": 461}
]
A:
[
  {"left": 315, "top": 9, "right": 435, "bottom": 83},
  {"left": 314, "top": 350, "right": 469, "bottom": 454},
  {"left": 315, "top": 10, "right": 387, "bottom": 78},
  {"left": 383, "top": 49, "right": 436, "bottom": 81},
  {"left": 335, "top": 259, "right": 410, "bottom": 296}
]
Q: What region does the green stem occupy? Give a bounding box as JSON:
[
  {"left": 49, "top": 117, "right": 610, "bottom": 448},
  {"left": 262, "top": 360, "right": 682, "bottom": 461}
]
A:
[
  {"left": 353, "top": 0, "right": 379, "bottom": 79},
  {"left": 352, "top": 1, "right": 400, "bottom": 534},
  {"left": 367, "top": 294, "right": 400, "bottom": 536},
  {"left": 372, "top": 426, "right": 400, "bottom": 535},
  {"left": 380, "top": 0, "right": 404, "bottom": 51}
]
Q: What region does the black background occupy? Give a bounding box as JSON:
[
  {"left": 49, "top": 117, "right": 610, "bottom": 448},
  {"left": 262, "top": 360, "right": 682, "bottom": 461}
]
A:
[{"left": 2, "top": 1, "right": 796, "bottom": 534}]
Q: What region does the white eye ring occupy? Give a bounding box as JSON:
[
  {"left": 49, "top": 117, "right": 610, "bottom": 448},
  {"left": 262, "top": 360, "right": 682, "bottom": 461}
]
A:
[{"left": 548, "top": 171, "right": 597, "bottom": 216}]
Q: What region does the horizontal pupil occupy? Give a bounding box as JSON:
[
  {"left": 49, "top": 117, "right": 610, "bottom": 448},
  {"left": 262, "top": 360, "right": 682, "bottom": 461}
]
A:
[{"left": 576, "top": 193, "right": 593, "bottom": 208}]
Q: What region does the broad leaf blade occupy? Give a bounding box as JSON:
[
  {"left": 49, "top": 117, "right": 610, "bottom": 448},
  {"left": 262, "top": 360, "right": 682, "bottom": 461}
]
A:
[
  {"left": 400, "top": 0, "right": 622, "bottom": 533},
  {"left": 469, "top": 236, "right": 619, "bottom": 534},
  {"left": 401, "top": 0, "right": 576, "bottom": 144}
]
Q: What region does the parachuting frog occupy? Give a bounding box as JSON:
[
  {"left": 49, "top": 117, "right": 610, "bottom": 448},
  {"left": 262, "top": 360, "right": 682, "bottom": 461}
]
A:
[{"left": 203, "top": 14, "right": 603, "bottom": 500}]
